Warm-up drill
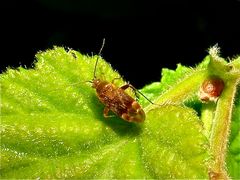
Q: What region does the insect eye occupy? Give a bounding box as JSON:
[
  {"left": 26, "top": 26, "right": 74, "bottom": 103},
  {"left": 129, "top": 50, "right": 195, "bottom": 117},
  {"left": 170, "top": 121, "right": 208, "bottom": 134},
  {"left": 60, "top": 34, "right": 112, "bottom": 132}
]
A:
[{"left": 199, "top": 76, "right": 224, "bottom": 102}]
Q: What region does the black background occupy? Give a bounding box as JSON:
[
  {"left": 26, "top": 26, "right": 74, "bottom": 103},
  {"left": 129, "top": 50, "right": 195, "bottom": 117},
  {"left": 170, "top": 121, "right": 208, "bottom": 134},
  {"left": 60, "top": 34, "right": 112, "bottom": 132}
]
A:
[{"left": 1, "top": 0, "right": 240, "bottom": 88}]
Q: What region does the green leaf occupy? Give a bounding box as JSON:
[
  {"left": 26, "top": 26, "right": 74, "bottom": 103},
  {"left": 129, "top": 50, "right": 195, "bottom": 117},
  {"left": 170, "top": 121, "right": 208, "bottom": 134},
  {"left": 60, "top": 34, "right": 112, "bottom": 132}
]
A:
[
  {"left": 0, "top": 47, "right": 209, "bottom": 178},
  {"left": 139, "top": 63, "right": 192, "bottom": 107},
  {"left": 141, "top": 105, "right": 208, "bottom": 178},
  {"left": 139, "top": 48, "right": 240, "bottom": 179}
]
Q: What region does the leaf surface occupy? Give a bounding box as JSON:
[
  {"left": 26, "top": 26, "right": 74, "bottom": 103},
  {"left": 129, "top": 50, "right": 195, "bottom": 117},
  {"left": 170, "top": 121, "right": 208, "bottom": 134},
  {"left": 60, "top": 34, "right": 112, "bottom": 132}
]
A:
[
  {"left": 140, "top": 53, "right": 240, "bottom": 178},
  {"left": 0, "top": 47, "right": 210, "bottom": 178}
]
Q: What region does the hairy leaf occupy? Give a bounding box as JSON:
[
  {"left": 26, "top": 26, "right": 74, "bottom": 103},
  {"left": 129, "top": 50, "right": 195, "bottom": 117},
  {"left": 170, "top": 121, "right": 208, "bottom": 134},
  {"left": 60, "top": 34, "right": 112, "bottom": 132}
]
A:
[
  {"left": 0, "top": 47, "right": 210, "bottom": 178},
  {"left": 140, "top": 51, "right": 240, "bottom": 178}
]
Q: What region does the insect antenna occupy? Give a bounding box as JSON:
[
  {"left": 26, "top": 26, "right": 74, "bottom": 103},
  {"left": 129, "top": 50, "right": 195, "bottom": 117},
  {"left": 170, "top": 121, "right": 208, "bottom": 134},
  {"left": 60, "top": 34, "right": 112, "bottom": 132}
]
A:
[{"left": 93, "top": 38, "right": 106, "bottom": 79}]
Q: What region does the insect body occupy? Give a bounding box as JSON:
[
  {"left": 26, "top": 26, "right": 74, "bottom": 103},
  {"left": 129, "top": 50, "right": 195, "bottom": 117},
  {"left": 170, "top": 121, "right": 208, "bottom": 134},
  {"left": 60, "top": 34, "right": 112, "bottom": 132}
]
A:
[
  {"left": 91, "top": 39, "right": 149, "bottom": 123},
  {"left": 92, "top": 79, "right": 145, "bottom": 122}
]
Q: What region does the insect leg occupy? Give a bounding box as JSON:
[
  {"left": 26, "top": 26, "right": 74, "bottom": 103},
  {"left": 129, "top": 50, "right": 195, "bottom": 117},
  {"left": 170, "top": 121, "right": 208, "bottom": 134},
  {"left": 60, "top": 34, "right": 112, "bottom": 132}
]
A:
[
  {"left": 103, "top": 107, "right": 110, "bottom": 118},
  {"left": 120, "top": 84, "right": 131, "bottom": 90},
  {"left": 120, "top": 84, "right": 154, "bottom": 104},
  {"left": 120, "top": 84, "right": 139, "bottom": 99},
  {"left": 103, "top": 107, "right": 114, "bottom": 118}
]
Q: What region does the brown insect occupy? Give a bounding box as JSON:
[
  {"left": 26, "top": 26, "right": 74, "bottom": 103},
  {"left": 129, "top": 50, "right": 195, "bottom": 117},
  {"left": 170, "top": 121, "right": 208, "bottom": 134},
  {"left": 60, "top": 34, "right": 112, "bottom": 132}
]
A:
[
  {"left": 199, "top": 76, "right": 224, "bottom": 102},
  {"left": 90, "top": 39, "right": 153, "bottom": 122}
]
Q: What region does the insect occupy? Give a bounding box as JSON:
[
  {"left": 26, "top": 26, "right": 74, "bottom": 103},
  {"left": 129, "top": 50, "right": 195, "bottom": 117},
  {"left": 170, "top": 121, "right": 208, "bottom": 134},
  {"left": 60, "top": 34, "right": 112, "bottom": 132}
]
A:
[
  {"left": 199, "top": 76, "right": 224, "bottom": 102},
  {"left": 90, "top": 39, "right": 153, "bottom": 122}
]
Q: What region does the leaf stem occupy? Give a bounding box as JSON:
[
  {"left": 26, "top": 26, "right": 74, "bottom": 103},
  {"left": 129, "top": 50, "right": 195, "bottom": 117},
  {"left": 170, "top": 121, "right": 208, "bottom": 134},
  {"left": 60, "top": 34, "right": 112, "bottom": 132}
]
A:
[
  {"left": 201, "top": 102, "right": 216, "bottom": 138},
  {"left": 209, "top": 78, "right": 239, "bottom": 179},
  {"left": 144, "top": 69, "right": 207, "bottom": 114}
]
